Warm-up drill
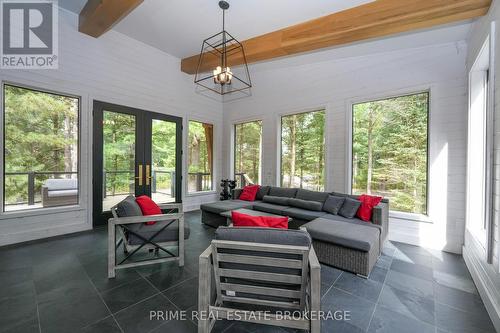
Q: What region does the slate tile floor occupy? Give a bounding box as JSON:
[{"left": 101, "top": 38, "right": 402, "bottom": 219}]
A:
[{"left": 0, "top": 210, "right": 496, "bottom": 333}]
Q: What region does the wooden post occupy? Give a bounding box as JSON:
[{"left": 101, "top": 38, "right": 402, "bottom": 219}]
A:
[{"left": 28, "top": 172, "right": 35, "bottom": 206}]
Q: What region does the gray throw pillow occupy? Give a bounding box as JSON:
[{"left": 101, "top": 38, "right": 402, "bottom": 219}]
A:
[
  {"left": 116, "top": 195, "right": 143, "bottom": 217},
  {"left": 288, "top": 198, "right": 323, "bottom": 211},
  {"left": 256, "top": 186, "right": 271, "bottom": 200},
  {"left": 323, "top": 195, "right": 345, "bottom": 215},
  {"left": 262, "top": 195, "right": 290, "bottom": 206},
  {"left": 338, "top": 197, "right": 361, "bottom": 218},
  {"left": 268, "top": 187, "right": 298, "bottom": 198}
]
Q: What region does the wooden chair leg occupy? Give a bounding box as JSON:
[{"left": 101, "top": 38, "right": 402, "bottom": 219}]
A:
[
  {"left": 198, "top": 247, "right": 212, "bottom": 333},
  {"left": 178, "top": 216, "right": 185, "bottom": 267},
  {"left": 108, "top": 222, "right": 116, "bottom": 279}
]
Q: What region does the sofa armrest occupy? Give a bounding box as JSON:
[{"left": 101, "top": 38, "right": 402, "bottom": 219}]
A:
[
  {"left": 231, "top": 188, "right": 243, "bottom": 199},
  {"left": 372, "top": 201, "right": 389, "bottom": 243}
]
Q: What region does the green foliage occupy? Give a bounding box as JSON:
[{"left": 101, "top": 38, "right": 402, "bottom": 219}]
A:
[
  {"left": 352, "top": 93, "right": 428, "bottom": 214},
  {"left": 103, "top": 111, "right": 135, "bottom": 196},
  {"left": 4, "top": 85, "right": 78, "bottom": 205},
  {"left": 102, "top": 115, "right": 177, "bottom": 196},
  {"left": 281, "top": 111, "right": 325, "bottom": 191},
  {"left": 188, "top": 121, "right": 212, "bottom": 192},
  {"left": 235, "top": 121, "right": 262, "bottom": 186},
  {"left": 151, "top": 119, "right": 176, "bottom": 193}
]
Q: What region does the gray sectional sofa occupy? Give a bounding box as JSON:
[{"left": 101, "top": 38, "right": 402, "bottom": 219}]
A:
[{"left": 199, "top": 186, "right": 389, "bottom": 276}]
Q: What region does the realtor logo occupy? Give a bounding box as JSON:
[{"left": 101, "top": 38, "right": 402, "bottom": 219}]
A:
[{"left": 1, "top": 0, "right": 58, "bottom": 69}]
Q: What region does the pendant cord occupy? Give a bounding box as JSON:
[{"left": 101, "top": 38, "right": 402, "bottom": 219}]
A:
[{"left": 222, "top": 7, "right": 226, "bottom": 69}]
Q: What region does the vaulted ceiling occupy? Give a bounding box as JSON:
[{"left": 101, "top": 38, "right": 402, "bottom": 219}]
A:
[
  {"left": 60, "top": 0, "right": 375, "bottom": 58},
  {"left": 60, "top": 0, "right": 491, "bottom": 73}
]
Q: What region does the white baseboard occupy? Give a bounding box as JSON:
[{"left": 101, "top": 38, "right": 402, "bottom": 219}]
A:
[
  {"left": 0, "top": 222, "right": 91, "bottom": 247},
  {"left": 463, "top": 245, "right": 500, "bottom": 332}
]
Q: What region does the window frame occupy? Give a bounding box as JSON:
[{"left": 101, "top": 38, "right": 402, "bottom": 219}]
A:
[
  {"left": 349, "top": 90, "right": 431, "bottom": 219},
  {"left": 233, "top": 119, "right": 263, "bottom": 187},
  {"left": 186, "top": 119, "right": 215, "bottom": 194},
  {"left": 1, "top": 82, "right": 82, "bottom": 213},
  {"left": 279, "top": 108, "right": 326, "bottom": 191},
  {"left": 466, "top": 33, "right": 495, "bottom": 263}
]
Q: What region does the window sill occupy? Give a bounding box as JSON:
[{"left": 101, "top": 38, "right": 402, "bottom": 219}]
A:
[
  {"left": 0, "top": 205, "right": 85, "bottom": 220},
  {"left": 389, "top": 211, "right": 433, "bottom": 223},
  {"left": 185, "top": 190, "right": 218, "bottom": 198}
]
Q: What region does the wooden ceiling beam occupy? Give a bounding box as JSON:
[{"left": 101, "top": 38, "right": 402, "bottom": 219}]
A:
[
  {"left": 181, "top": 0, "right": 491, "bottom": 74},
  {"left": 79, "top": 0, "right": 143, "bottom": 38}
]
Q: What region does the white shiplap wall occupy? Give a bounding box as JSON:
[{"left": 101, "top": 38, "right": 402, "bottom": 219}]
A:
[
  {"left": 223, "top": 38, "right": 469, "bottom": 254},
  {"left": 0, "top": 9, "right": 223, "bottom": 246},
  {"left": 463, "top": 1, "right": 500, "bottom": 331}
]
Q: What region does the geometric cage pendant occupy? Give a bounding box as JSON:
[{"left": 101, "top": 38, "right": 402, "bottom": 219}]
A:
[{"left": 194, "top": 1, "right": 252, "bottom": 96}]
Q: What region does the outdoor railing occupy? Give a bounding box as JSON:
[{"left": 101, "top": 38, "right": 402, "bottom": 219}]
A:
[
  {"left": 235, "top": 172, "right": 255, "bottom": 187},
  {"left": 5, "top": 170, "right": 213, "bottom": 208}
]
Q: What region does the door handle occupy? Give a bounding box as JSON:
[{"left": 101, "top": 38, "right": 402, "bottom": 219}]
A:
[
  {"left": 146, "top": 165, "right": 151, "bottom": 186},
  {"left": 136, "top": 164, "right": 143, "bottom": 186}
]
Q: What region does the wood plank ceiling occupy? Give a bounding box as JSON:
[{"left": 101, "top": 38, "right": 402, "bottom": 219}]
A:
[{"left": 180, "top": 0, "right": 492, "bottom": 74}]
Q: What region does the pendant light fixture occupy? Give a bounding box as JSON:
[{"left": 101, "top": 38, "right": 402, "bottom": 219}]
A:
[{"left": 194, "top": 1, "right": 252, "bottom": 96}]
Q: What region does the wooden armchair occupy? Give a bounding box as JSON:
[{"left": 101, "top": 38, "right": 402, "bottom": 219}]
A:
[
  {"left": 198, "top": 227, "right": 321, "bottom": 333},
  {"left": 108, "top": 201, "right": 185, "bottom": 278}
]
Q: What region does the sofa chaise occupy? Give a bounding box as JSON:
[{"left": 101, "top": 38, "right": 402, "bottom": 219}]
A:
[{"left": 199, "top": 186, "right": 389, "bottom": 276}]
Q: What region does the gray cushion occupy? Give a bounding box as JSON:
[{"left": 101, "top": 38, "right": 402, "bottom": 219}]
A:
[
  {"left": 288, "top": 198, "right": 323, "bottom": 211},
  {"left": 263, "top": 195, "right": 290, "bottom": 206},
  {"left": 323, "top": 195, "right": 345, "bottom": 215},
  {"left": 253, "top": 202, "right": 290, "bottom": 215},
  {"left": 322, "top": 214, "right": 382, "bottom": 231},
  {"left": 295, "top": 189, "right": 329, "bottom": 203},
  {"left": 215, "top": 227, "right": 311, "bottom": 247},
  {"left": 338, "top": 197, "right": 361, "bottom": 218},
  {"left": 256, "top": 186, "right": 271, "bottom": 200},
  {"left": 200, "top": 200, "right": 254, "bottom": 214},
  {"left": 303, "top": 218, "right": 379, "bottom": 252},
  {"left": 116, "top": 196, "right": 143, "bottom": 217},
  {"left": 127, "top": 220, "right": 190, "bottom": 245},
  {"left": 282, "top": 207, "right": 327, "bottom": 221},
  {"left": 268, "top": 187, "right": 298, "bottom": 198}
]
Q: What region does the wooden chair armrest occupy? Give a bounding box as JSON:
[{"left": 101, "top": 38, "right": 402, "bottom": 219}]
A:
[
  {"left": 199, "top": 245, "right": 213, "bottom": 328},
  {"left": 308, "top": 246, "right": 321, "bottom": 272},
  {"left": 159, "top": 203, "right": 183, "bottom": 213},
  {"left": 109, "top": 213, "right": 183, "bottom": 225},
  {"left": 308, "top": 246, "right": 321, "bottom": 332}
]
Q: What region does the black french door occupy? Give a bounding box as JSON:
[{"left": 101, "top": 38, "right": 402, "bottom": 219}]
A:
[{"left": 92, "top": 101, "right": 182, "bottom": 227}]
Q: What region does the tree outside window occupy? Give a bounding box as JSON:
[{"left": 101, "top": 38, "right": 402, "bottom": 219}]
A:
[
  {"left": 188, "top": 121, "right": 213, "bottom": 192},
  {"left": 352, "top": 92, "right": 429, "bottom": 215},
  {"left": 4, "top": 84, "right": 79, "bottom": 211},
  {"left": 281, "top": 110, "right": 325, "bottom": 191},
  {"left": 234, "top": 121, "right": 262, "bottom": 187}
]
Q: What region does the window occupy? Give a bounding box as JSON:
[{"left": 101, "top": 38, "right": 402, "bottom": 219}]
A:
[
  {"left": 467, "top": 37, "right": 492, "bottom": 249},
  {"left": 3, "top": 84, "right": 79, "bottom": 211},
  {"left": 188, "top": 120, "right": 213, "bottom": 193},
  {"left": 281, "top": 110, "right": 325, "bottom": 191},
  {"left": 352, "top": 92, "right": 429, "bottom": 215},
  {"left": 234, "top": 120, "right": 262, "bottom": 187}
]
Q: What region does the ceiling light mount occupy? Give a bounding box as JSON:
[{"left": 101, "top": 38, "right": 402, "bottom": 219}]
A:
[
  {"left": 194, "top": 0, "right": 252, "bottom": 96},
  {"left": 218, "top": 1, "right": 229, "bottom": 10}
]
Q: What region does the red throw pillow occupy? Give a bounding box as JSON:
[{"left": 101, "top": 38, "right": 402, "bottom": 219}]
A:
[
  {"left": 231, "top": 211, "right": 288, "bottom": 229},
  {"left": 135, "top": 195, "right": 162, "bottom": 225},
  {"left": 238, "top": 185, "right": 260, "bottom": 201},
  {"left": 356, "top": 194, "right": 383, "bottom": 222}
]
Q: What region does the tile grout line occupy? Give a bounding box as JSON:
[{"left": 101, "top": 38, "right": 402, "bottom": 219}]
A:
[
  {"left": 322, "top": 270, "right": 344, "bottom": 300},
  {"left": 99, "top": 276, "right": 144, "bottom": 294},
  {"left": 135, "top": 269, "right": 199, "bottom": 330},
  {"left": 82, "top": 268, "right": 125, "bottom": 333},
  {"left": 33, "top": 282, "right": 42, "bottom": 333},
  {"left": 365, "top": 250, "right": 393, "bottom": 332}
]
